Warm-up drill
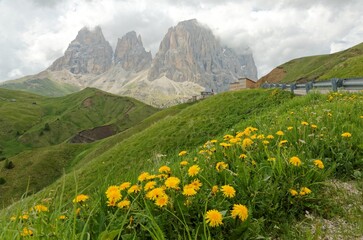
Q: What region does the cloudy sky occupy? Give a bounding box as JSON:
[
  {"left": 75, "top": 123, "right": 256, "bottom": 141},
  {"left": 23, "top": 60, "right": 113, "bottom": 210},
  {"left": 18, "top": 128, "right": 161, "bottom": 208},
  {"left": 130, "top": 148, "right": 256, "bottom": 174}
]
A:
[{"left": 1, "top": 0, "right": 362, "bottom": 82}]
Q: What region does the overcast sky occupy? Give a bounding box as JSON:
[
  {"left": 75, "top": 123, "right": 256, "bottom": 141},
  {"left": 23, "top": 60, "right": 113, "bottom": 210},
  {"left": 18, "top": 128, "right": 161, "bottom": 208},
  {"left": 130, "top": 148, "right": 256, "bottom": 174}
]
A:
[{"left": 1, "top": 0, "right": 362, "bottom": 82}]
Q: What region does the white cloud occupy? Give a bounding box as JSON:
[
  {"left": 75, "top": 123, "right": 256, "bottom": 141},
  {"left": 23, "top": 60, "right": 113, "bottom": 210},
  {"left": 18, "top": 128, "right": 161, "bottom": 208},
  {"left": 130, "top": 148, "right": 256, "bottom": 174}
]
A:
[{"left": 1, "top": 0, "right": 363, "bottom": 82}]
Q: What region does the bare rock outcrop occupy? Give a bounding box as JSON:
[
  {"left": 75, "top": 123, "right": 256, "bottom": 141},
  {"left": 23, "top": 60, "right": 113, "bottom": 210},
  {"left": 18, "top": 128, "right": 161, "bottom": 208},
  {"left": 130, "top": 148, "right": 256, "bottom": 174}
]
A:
[
  {"left": 114, "top": 31, "right": 152, "bottom": 72},
  {"left": 148, "top": 19, "right": 257, "bottom": 92},
  {"left": 48, "top": 26, "right": 113, "bottom": 75}
]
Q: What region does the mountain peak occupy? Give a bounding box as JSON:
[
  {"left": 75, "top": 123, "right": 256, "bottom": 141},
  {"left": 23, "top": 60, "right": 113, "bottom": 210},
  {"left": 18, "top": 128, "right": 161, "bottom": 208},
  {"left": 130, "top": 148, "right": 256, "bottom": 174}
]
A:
[
  {"left": 48, "top": 26, "right": 113, "bottom": 74},
  {"left": 148, "top": 19, "right": 257, "bottom": 91},
  {"left": 114, "top": 31, "right": 152, "bottom": 72}
]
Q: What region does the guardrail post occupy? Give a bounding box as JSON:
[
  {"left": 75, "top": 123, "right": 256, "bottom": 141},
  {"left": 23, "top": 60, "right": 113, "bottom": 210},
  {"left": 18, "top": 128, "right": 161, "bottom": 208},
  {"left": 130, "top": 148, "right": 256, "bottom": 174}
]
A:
[
  {"left": 331, "top": 78, "right": 338, "bottom": 92},
  {"left": 306, "top": 82, "right": 312, "bottom": 93},
  {"left": 281, "top": 84, "right": 286, "bottom": 90},
  {"left": 290, "top": 83, "right": 295, "bottom": 93}
]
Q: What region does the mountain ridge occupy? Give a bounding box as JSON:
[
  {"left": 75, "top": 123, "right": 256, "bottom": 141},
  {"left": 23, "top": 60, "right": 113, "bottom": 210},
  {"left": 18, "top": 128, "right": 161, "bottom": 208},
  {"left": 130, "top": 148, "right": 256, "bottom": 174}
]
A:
[
  {"left": 259, "top": 42, "right": 363, "bottom": 84},
  {"left": 0, "top": 19, "right": 257, "bottom": 107}
]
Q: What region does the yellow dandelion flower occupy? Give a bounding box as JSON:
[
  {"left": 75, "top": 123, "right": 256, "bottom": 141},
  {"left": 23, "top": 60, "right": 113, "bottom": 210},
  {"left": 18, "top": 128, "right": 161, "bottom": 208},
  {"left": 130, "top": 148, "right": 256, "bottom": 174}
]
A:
[
  {"left": 188, "top": 165, "right": 200, "bottom": 177},
  {"left": 242, "top": 138, "right": 253, "bottom": 148},
  {"left": 138, "top": 172, "right": 150, "bottom": 182},
  {"left": 144, "top": 181, "right": 157, "bottom": 191},
  {"left": 146, "top": 174, "right": 157, "bottom": 180},
  {"left": 229, "top": 137, "right": 241, "bottom": 144},
  {"left": 239, "top": 153, "right": 247, "bottom": 159},
  {"left": 33, "top": 204, "right": 49, "bottom": 212},
  {"left": 268, "top": 157, "right": 276, "bottom": 162},
  {"left": 165, "top": 177, "right": 181, "bottom": 189},
  {"left": 106, "top": 186, "right": 121, "bottom": 206},
  {"left": 299, "top": 187, "right": 312, "bottom": 196},
  {"left": 73, "top": 194, "right": 89, "bottom": 203},
  {"left": 180, "top": 160, "right": 189, "bottom": 166},
  {"left": 287, "top": 126, "right": 293, "bottom": 131},
  {"left": 20, "top": 227, "right": 33, "bottom": 237},
  {"left": 119, "top": 182, "right": 131, "bottom": 190},
  {"left": 182, "top": 185, "right": 197, "bottom": 196},
  {"left": 289, "top": 189, "right": 298, "bottom": 196},
  {"left": 289, "top": 156, "right": 301, "bottom": 167},
  {"left": 276, "top": 130, "right": 284, "bottom": 136},
  {"left": 210, "top": 139, "right": 218, "bottom": 143},
  {"left": 311, "top": 124, "right": 318, "bottom": 129},
  {"left": 199, "top": 149, "right": 207, "bottom": 154},
  {"left": 313, "top": 159, "right": 324, "bottom": 169},
  {"left": 155, "top": 194, "right": 169, "bottom": 208},
  {"left": 59, "top": 215, "right": 67, "bottom": 220},
  {"left": 156, "top": 174, "right": 168, "bottom": 180},
  {"left": 250, "top": 134, "right": 257, "bottom": 139},
  {"left": 128, "top": 185, "right": 141, "bottom": 194},
  {"left": 10, "top": 216, "right": 16, "bottom": 221},
  {"left": 231, "top": 204, "right": 248, "bottom": 221},
  {"left": 205, "top": 209, "right": 223, "bottom": 227},
  {"left": 146, "top": 187, "right": 165, "bottom": 200},
  {"left": 360, "top": 115, "right": 363, "bottom": 119},
  {"left": 235, "top": 132, "right": 244, "bottom": 138},
  {"left": 20, "top": 214, "right": 29, "bottom": 220},
  {"left": 216, "top": 161, "right": 228, "bottom": 172},
  {"left": 279, "top": 140, "right": 288, "bottom": 146},
  {"left": 211, "top": 185, "right": 219, "bottom": 195},
  {"left": 257, "top": 134, "right": 265, "bottom": 139},
  {"left": 262, "top": 140, "right": 269, "bottom": 145},
  {"left": 341, "top": 132, "right": 352, "bottom": 138},
  {"left": 301, "top": 121, "right": 309, "bottom": 126},
  {"left": 178, "top": 150, "right": 187, "bottom": 156},
  {"left": 266, "top": 135, "right": 274, "bottom": 139},
  {"left": 159, "top": 165, "right": 171, "bottom": 174},
  {"left": 221, "top": 185, "right": 236, "bottom": 198},
  {"left": 223, "top": 134, "right": 234, "bottom": 140},
  {"left": 190, "top": 179, "right": 202, "bottom": 190},
  {"left": 219, "top": 142, "right": 232, "bottom": 148},
  {"left": 117, "top": 199, "right": 131, "bottom": 209}
]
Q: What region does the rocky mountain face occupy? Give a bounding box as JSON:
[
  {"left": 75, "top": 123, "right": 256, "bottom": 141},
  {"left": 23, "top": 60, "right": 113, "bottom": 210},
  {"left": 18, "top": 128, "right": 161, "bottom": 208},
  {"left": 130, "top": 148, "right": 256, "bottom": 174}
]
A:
[
  {"left": 3, "top": 19, "right": 258, "bottom": 107},
  {"left": 114, "top": 31, "right": 152, "bottom": 72},
  {"left": 48, "top": 26, "right": 113, "bottom": 74},
  {"left": 148, "top": 19, "right": 257, "bottom": 92}
]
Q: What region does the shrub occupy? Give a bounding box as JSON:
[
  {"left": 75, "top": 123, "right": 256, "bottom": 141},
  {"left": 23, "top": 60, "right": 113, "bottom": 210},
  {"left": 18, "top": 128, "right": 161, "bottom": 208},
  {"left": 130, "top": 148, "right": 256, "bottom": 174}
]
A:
[
  {"left": 4, "top": 159, "right": 15, "bottom": 169},
  {"left": 0, "top": 177, "right": 6, "bottom": 185}
]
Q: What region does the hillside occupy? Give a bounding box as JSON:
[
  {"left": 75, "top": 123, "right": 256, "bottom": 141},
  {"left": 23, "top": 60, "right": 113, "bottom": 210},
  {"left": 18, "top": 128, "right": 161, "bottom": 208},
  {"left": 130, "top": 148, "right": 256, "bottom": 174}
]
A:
[
  {"left": 0, "top": 88, "right": 158, "bottom": 157},
  {"left": 259, "top": 42, "right": 363, "bottom": 84},
  {"left": 0, "top": 88, "right": 160, "bottom": 206},
  {"left": 1, "top": 89, "right": 362, "bottom": 239},
  {"left": 0, "top": 100, "right": 193, "bottom": 207},
  {"left": 0, "top": 77, "right": 80, "bottom": 97}
]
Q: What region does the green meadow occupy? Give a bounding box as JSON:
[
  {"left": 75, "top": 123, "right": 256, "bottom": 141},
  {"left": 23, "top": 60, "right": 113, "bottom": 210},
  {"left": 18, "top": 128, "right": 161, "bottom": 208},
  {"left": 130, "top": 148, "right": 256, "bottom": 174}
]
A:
[{"left": 0, "top": 89, "right": 362, "bottom": 239}]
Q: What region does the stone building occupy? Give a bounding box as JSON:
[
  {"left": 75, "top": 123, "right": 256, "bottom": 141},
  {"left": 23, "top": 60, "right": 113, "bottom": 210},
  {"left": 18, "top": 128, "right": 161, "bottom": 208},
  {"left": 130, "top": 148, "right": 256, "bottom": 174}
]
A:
[{"left": 229, "top": 78, "right": 256, "bottom": 91}]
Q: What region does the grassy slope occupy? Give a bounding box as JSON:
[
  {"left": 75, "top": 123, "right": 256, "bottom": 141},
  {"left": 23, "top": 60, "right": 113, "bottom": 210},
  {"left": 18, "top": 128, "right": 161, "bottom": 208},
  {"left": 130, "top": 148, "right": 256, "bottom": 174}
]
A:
[
  {"left": 0, "top": 88, "right": 160, "bottom": 206},
  {"left": 0, "top": 88, "right": 159, "bottom": 156},
  {"left": 264, "top": 42, "right": 363, "bottom": 83},
  {"left": 1, "top": 89, "right": 362, "bottom": 239},
  {"left": 0, "top": 78, "right": 79, "bottom": 97},
  {"left": 17, "top": 89, "right": 292, "bottom": 202},
  {"left": 0, "top": 100, "right": 192, "bottom": 207}
]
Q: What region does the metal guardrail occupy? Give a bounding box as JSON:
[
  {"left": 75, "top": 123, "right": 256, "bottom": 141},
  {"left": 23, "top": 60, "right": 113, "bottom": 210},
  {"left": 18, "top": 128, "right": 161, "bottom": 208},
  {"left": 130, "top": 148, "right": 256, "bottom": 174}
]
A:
[{"left": 261, "top": 77, "right": 363, "bottom": 94}]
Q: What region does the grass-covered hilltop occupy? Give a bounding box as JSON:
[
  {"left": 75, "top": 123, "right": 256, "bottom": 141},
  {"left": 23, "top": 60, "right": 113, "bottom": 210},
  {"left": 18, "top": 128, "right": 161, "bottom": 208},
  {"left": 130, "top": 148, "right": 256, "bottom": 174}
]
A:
[
  {"left": 259, "top": 42, "right": 363, "bottom": 84},
  {"left": 0, "top": 88, "right": 362, "bottom": 239}
]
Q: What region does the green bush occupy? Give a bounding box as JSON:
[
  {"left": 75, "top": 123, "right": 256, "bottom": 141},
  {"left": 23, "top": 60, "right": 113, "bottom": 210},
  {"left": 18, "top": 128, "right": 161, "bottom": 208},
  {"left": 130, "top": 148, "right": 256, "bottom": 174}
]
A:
[
  {"left": 3, "top": 159, "right": 15, "bottom": 169},
  {"left": 0, "top": 177, "right": 6, "bottom": 185}
]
